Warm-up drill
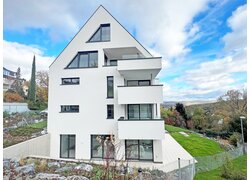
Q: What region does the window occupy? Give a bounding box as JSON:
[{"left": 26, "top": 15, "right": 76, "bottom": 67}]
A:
[
  {"left": 88, "top": 24, "right": 110, "bottom": 42},
  {"left": 107, "top": 76, "right": 114, "bottom": 98},
  {"left": 62, "top": 78, "right": 79, "bottom": 85},
  {"left": 66, "top": 51, "right": 98, "bottom": 69},
  {"left": 125, "top": 140, "right": 153, "bottom": 161},
  {"left": 107, "top": 105, "right": 114, "bottom": 119},
  {"left": 127, "top": 80, "right": 150, "bottom": 86},
  {"left": 91, "top": 135, "right": 114, "bottom": 159},
  {"left": 61, "top": 105, "right": 79, "bottom": 113},
  {"left": 128, "top": 104, "right": 152, "bottom": 119},
  {"left": 60, "top": 135, "right": 76, "bottom": 158},
  {"left": 110, "top": 60, "right": 117, "bottom": 66}
]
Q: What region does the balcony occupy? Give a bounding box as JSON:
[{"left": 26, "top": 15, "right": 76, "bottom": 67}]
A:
[
  {"left": 118, "top": 119, "right": 165, "bottom": 140},
  {"left": 117, "top": 57, "right": 162, "bottom": 79},
  {"left": 117, "top": 85, "right": 163, "bottom": 104}
]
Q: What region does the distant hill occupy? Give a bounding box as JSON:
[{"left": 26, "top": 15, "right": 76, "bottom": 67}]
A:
[{"left": 161, "top": 100, "right": 217, "bottom": 108}]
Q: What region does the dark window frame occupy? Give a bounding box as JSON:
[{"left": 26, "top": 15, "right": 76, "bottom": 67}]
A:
[
  {"left": 91, "top": 135, "right": 115, "bottom": 159},
  {"left": 66, "top": 51, "right": 98, "bottom": 69},
  {"left": 125, "top": 140, "right": 153, "bottom": 161},
  {"left": 60, "top": 134, "right": 76, "bottom": 159},
  {"left": 127, "top": 80, "right": 151, "bottom": 86},
  {"left": 60, "top": 105, "right": 79, "bottom": 113},
  {"left": 109, "top": 60, "right": 117, "bottom": 66},
  {"left": 107, "top": 76, "right": 114, "bottom": 98},
  {"left": 107, "top": 104, "right": 114, "bottom": 119},
  {"left": 127, "top": 104, "right": 152, "bottom": 120},
  {"left": 61, "top": 77, "right": 80, "bottom": 85},
  {"left": 87, "top": 24, "right": 111, "bottom": 42}
]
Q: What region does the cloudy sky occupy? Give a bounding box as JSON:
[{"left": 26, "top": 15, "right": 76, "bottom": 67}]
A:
[{"left": 3, "top": 0, "right": 247, "bottom": 101}]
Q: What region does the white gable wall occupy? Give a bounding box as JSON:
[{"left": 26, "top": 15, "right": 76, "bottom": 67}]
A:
[{"left": 48, "top": 6, "right": 162, "bottom": 161}]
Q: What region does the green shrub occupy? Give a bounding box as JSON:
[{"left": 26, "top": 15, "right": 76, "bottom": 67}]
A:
[
  {"left": 3, "top": 111, "right": 10, "bottom": 118},
  {"left": 229, "top": 132, "right": 241, "bottom": 147},
  {"left": 221, "top": 155, "right": 233, "bottom": 179}
]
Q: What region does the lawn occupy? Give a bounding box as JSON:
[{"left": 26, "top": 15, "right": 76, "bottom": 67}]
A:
[
  {"left": 9, "top": 120, "right": 47, "bottom": 137},
  {"left": 194, "top": 155, "right": 247, "bottom": 180},
  {"left": 165, "top": 125, "right": 224, "bottom": 156}
]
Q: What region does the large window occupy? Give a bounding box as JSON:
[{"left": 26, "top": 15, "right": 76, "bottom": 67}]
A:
[
  {"left": 88, "top": 24, "right": 110, "bottom": 42},
  {"left": 61, "top": 105, "right": 79, "bottom": 113},
  {"left": 128, "top": 104, "right": 152, "bottom": 119},
  {"left": 125, "top": 140, "right": 153, "bottom": 161},
  {"left": 127, "top": 80, "right": 150, "bottom": 86},
  {"left": 67, "top": 51, "right": 98, "bottom": 69},
  {"left": 107, "top": 105, "right": 114, "bottom": 119},
  {"left": 91, "top": 135, "right": 114, "bottom": 159},
  {"left": 61, "top": 78, "right": 80, "bottom": 85},
  {"left": 60, "top": 135, "right": 76, "bottom": 158},
  {"left": 107, "top": 76, "right": 114, "bottom": 98}
]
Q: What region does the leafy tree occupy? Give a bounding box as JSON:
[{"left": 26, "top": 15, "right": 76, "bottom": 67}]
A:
[
  {"left": 218, "top": 89, "right": 247, "bottom": 117},
  {"left": 192, "top": 107, "right": 207, "bottom": 131},
  {"left": 10, "top": 67, "right": 25, "bottom": 97},
  {"left": 4, "top": 91, "right": 24, "bottom": 102},
  {"left": 36, "top": 71, "right": 49, "bottom": 103},
  {"left": 28, "top": 55, "right": 36, "bottom": 102},
  {"left": 228, "top": 116, "right": 247, "bottom": 142},
  {"left": 175, "top": 103, "right": 189, "bottom": 128}
]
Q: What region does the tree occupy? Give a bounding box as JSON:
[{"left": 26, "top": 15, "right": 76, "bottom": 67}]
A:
[
  {"left": 175, "top": 103, "right": 189, "bottom": 128},
  {"left": 228, "top": 117, "right": 247, "bottom": 142},
  {"left": 10, "top": 67, "right": 25, "bottom": 97},
  {"left": 218, "top": 89, "right": 247, "bottom": 117},
  {"left": 36, "top": 71, "right": 49, "bottom": 109},
  {"left": 4, "top": 91, "right": 24, "bottom": 102},
  {"left": 192, "top": 107, "right": 207, "bottom": 131},
  {"left": 28, "top": 55, "right": 36, "bottom": 102}
]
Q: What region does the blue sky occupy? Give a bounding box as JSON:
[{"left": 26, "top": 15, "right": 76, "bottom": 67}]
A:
[{"left": 3, "top": 0, "right": 247, "bottom": 101}]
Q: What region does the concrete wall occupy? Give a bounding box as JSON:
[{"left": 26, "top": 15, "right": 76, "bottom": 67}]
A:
[
  {"left": 3, "top": 103, "right": 29, "bottom": 113},
  {"left": 3, "top": 134, "right": 50, "bottom": 159}
]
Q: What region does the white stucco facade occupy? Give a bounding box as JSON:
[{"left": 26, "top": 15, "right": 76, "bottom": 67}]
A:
[{"left": 48, "top": 6, "right": 164, "bottom": 163}]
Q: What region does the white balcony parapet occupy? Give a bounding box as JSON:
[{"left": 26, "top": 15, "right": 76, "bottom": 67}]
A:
[
  {"left": 117, "top": 85, "right": 163, "bottom": 104},
  {"left": 118, "top": 119, "right": 165, "bottom": 140},
  {"left": 117, "top": 57, "right": 162, "bottom": 79}
]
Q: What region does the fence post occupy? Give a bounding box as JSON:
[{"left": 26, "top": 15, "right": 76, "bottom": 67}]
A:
[
  {"left": 193, "top": 158, "right": 195, "bottom": 178},
  {"left": 138, "top": 168, "right": 142, "bottom": 180},
  {"left": 178, "top": 158, "right": 181, "bottom": 180}
]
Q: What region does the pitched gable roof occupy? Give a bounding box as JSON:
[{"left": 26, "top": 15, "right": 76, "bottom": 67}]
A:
[{"left": 50, "top": 5, "right": 152, "bottom": 68}]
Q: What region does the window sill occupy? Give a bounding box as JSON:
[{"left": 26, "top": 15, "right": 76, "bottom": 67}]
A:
[
  {"left": 60, "top": 84, "right": 80, "bottom": 86},
  {"left": 59, "top": 112, "right": 79, "bottom": 113},
  {"left": 106, "top": 118, "right": 114, "bottom": 119},
  {"left": 106, "top": 97, "right": 114, "bottom": 99},
  {"left": 86, "top": 40, "right": 110, "bottom": 43},
  {"left": 64, "top": 66, "right": 98, "bottom": 69}
]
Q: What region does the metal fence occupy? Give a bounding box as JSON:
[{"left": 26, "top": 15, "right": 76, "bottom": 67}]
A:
[{"left": 195, "top": 146, "right": 244, "bottom": 173}]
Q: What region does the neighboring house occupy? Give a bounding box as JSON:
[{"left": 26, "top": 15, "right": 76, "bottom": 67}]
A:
[
  {"left": 3, "top": 67, "right": 16, "bottom": 91},
  {"left": 48, "top": 6, "right": 192, "bottom": 165},
  {"left": 3, "top": 67, "right": 27, "bottom": 93}
]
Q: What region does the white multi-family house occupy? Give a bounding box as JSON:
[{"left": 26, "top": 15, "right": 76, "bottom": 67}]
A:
[{"left": 48, "top": 5, "right": 172, "bottom": 164}]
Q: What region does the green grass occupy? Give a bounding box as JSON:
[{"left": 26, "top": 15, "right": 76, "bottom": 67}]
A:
[
  {"left": 28, "top": 120, "right": 47, "bottom": 129},
  {"left": 165, "top": 125, "right": 191, "bottom": 133},
  {"left": 194, "top": 155, "right": 247, "bottom": 180},
  {"left": 9, "top": 121, "right": 47, "bottom": 137},
  {"left": 165, "top": 125, "right": 224, "bottom": 156}
]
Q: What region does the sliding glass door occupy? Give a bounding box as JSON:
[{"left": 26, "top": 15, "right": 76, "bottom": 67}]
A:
[
  {"left": 128, "top": 104, "right": 152, "bottom": 119},
  {"left": 125, "top": 140, "right": 153, "bottom": 161}
]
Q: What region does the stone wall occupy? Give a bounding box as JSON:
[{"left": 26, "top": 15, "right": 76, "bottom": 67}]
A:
[{"left": 3, "top": 134, "right": 50, "bottom": 159}]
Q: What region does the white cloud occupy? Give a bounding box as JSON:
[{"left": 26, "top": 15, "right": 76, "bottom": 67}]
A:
[
  {"left": 222, "top": 4, "right": 247, "bottom": 53},
  {"left": 3, "top": 40, "right": 54, "bottom": 79},
  {"left": 4, "top": 0, "right": 210, "bottom": 58}
]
